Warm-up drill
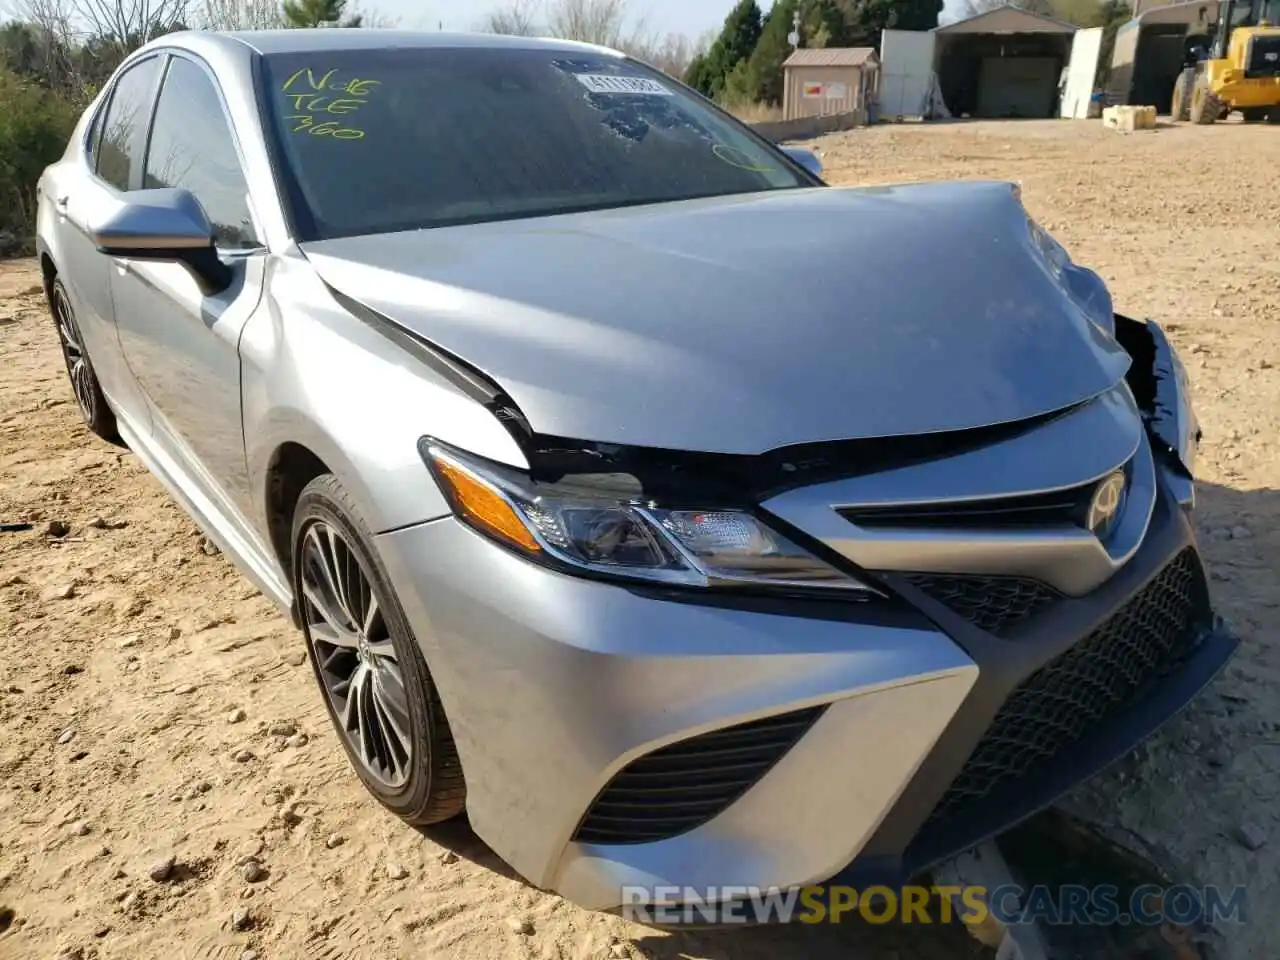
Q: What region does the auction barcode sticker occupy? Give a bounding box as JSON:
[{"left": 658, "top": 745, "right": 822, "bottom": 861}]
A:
[{"left": 574, "top": 74, "right": 673, "bottom": 95}]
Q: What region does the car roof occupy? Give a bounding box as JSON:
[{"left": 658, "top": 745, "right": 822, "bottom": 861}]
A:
[{"left": 178, "top": 28, "right": 619, "bottom": 58}]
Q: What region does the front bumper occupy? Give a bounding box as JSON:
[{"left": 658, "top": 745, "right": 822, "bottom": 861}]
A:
[{"left": 373, "top": 319, "right": 1235, "bottom": 910}]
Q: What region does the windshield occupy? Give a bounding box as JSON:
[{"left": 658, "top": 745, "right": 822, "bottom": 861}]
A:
[{"left": 260, "top": 46, "right": 813, "bottom": 241}]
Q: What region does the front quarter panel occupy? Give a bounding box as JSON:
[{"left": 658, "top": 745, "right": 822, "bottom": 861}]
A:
[{"left": 240, "top": 250, "right": 529, "bottom": 539}]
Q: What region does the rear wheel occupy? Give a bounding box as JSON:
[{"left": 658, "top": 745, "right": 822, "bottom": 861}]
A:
[
  {"left": 1241, "top": 107, "right": 1268, "bottom": 123},
  {"left": 292, "top": 474, "right": 466, "bottom": 825},
  {"left": 50, "top": 278, "right": 119, "bottom": 443},
  {"left": 1189, "top": 74, "right": 1221, "bottom": 124}
]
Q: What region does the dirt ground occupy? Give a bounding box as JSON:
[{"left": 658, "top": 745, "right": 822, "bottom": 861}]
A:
[{"left": 1, "top": 118, "right": 1278, "bottom": 960}]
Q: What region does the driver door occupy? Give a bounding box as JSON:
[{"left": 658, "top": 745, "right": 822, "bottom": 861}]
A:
[{"left": 110, "top": 51, "right": 266, "bottom": 525}]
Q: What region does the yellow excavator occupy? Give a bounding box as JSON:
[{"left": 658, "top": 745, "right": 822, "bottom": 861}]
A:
[{"left": 1172, "top": 0, "right": 1280, "bottom": 122}]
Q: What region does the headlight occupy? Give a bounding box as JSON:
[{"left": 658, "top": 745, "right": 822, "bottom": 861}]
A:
[{"left": 422, "top": 442, "right": 878, "bottom": 597}]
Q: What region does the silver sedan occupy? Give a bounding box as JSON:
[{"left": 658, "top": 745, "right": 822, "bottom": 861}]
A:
[{"left": 37, "top": 27, "right": 1234, "bottom": 911}]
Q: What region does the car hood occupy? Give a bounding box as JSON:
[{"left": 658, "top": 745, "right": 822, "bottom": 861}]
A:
[{"left": 301, "top": 181, "right": 1130, "bottom": 455}]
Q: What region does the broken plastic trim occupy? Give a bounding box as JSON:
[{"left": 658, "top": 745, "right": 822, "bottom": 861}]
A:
[{"left": 1114, "top": 313, "right": 1201, "bottom": 478}]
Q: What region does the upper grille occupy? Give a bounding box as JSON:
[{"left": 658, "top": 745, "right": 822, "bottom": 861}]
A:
[
  {"left": 900, "top": 572, "right": 1061, "bottom": 636},
  {"left": 840, "top": 483, "right": 1098, "bottom": 531},
  {"left": 1247, "top": 35, "right": 1280, "bottom": 78},
  {"left": 927, "top": 548, "right": 1209, "bottom": 825},
  {"left": 572, "top": 706, "right": 825, "bottom": 846}
]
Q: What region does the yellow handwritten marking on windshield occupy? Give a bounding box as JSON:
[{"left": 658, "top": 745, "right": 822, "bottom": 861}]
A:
[
  {"left": 288, "top": 116, "right": 365, "bottom": 139},
  {"left": 712, "top": 143, "right": 776, "bottom": 173},
  {"left": 281, "top": 67, "right": 382, "bottom": 140}
]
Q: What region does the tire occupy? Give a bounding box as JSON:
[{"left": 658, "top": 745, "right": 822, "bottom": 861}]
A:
[
  {"left": 1241, "top": 107, "right": 1268, "bottom": 123},
  {"left": 1171, "top": 70, "right": 1193, "bottom": 121},
  {"left": 291, "top": 474, "right": 465, "bottom": 825},
  {"left": 50, "top": 277, "right": 120, "bottom": 443},
  {"left": 1189, "top": 74, "right": 1221, "bottom": 125}
]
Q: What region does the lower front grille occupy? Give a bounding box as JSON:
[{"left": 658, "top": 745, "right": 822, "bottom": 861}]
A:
[
  {"left": 900, "top": 572, "right": 1061, "bottom": 636},
  {"left": 572, "top": 706, "right": 826, "bottom": 846},
  {"left": 927, "top": 548, "right": 1209, "bottom": 825}
]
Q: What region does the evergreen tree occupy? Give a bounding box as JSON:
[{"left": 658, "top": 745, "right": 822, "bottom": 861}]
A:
[
  {"left": 684, "top": 0, "right": 762, "bottom": 99},
  {"left": 737, "top": 0, "right": 797, "bottom": 105},
  {"left": 281, "top": 0, "right": 363, "bottom": 28}
]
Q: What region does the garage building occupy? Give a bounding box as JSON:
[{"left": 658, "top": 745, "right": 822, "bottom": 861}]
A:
[
  {"left": 934, "top": 6, "right": 1079, "bottom": 118},
  {"left": 879, "top": 6, "right": 1102, "bottom": 120}
]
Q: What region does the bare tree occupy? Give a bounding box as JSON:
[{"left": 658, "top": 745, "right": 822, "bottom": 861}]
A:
[
  {"left": 479, "top": 0, "right": 540, "bottom": 36},
  {"left": 196, "top": 0, "right": 285, "bottom": 29},
  {"left": 545, "top": 0, "right": 629, "bottom": 46},
  {"left": 960, "top": 0, "right": 1057, "bottom": 18},
  {"left": 19, "top": 0, "right": 191, "bottom": 52}
]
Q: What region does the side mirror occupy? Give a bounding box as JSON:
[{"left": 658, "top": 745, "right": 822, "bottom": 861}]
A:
[
  {"left": 90, "top": 187, "right": 233, "bottom": 295},
  {"left": 781, "top": 145, "right": 823, "bottom": 180}
]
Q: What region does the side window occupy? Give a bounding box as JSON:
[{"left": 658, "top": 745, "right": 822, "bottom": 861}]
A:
[
  {"left": 145, "top": 57, "right": 259, "bottom": 250},
  {"left": 97, "top": 58, "right": 161, "bottom": 191},
  {"left": 85, "top": 100, "right": 105, "bottom": 168}
]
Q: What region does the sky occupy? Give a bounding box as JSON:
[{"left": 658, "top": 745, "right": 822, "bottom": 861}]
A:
[{"left": 385, "top": 0, "right": 964, "bottom": 42}]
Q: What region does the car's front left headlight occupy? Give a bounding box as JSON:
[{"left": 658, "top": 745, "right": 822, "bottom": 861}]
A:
[{"left": 421, "top": 441, "right": 879, "bottom": 597}]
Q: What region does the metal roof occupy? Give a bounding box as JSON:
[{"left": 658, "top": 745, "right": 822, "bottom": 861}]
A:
[
  {"left": 783, "top": 47, "right": 879, "bottom": 68},
  {"left": 935, "top": 5, "right": 1078, "bottom": 34}
]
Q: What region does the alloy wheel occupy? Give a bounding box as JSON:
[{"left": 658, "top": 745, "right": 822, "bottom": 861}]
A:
[
  {"left": 52, "top": 287, "right": 97, "bottom": 424},
  {"left": 299, "top": 519, "right": 413, "bottom": 788}
]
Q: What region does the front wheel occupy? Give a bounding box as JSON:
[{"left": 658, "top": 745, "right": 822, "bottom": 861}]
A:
[
  {"left": 1171, "top": 69, "right": 1193, "bottom": 121},
  {"left": 1189, "top": 74, "right": 1222, "bottom": 124},
  {"left": 291, "top": 474, "right": 466, "bottom": 825}
]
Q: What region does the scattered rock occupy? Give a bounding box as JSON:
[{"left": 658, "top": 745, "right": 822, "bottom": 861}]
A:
[
  {"left": 175, "top": 683, "right": 197, "bottom": 695},
  {"left": 231, "top": 749, "right": 255, "bottom": 763},
  {"left": 1230, "top": 525, "right": 1252, "bottom": 540},
  {"left": 610, "top": 943, "right": 630, "bottom": 958},
  {"left": 241, "top": 859, "right": 266, "bottom": 883},
  {"left": 325, "top": 833, "right": 345, "bottom": 849},
  {"left": 267, "top": 720, "right": 296, "bottom": 737},
  {"left": 439, "top": 850, "right": 459, "bottom": 865},
  {"left": 1260, "top": 358, "right": 1273, "bottom": 369},
  {"left": 226, "top": 708, "right": 247, "bottom": 724},
  {"left": 505, "top": 915, "right": 533, "bottom": 935},
  {"left": 61, "top": 663, "right": 84, "bottom": 675},
  {"left": 285, "top": 733, "right": 309, "bottom": 749},
  {"left": 241, "top": 952, "right": 260, "bottom": 960},
  {"left": 278, "top": 802, "right": 303, "bottom": 826},
  {"left": 284, "top": 650, "right": 307, "bottom": 667},
  {"left": 167, "top": 626, "right": 182, "bottom": 640},
  {"left": 230, "top": 907, "right": 252, "bottom": 931},
  {"left": 117, "top": 635, "right": 141, "bottom": 649},
  {"left": 386, "top": 862, "right": 409, "bottom": 880},
  {"left": 234, "top": 839, "right": 265, "bottom": 865},
  {"left": 68, "top": 820, "right": 91, "bottom": 837},
  {"left": 149, "top": 855, "right": 176, "bottom": 882},
  {"left": 57, "top": 728, "right": 76, "bottom": 745},
  {"left": 200, "top": 538, "right": 220, "bottom": 556},
  {"left": 1236, "top": 822, "right": 1267, "bottom": 851},
  {"left": 43, "top": 584, "right": 77, "bottom": 601},
  {"left": 44, "top": 520, "right": 70, "bottom": 537},
  {"left": 196, "top": 780, "right": 212, "bottom": 794},
  {"left": 88, "top": 517, "right": 128, "bottom": 530}
]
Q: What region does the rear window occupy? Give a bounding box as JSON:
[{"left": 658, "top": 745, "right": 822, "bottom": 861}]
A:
[{"left": 260, "top": 46, "right": 812, "bottom": 240}]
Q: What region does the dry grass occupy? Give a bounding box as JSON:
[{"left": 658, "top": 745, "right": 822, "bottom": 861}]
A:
[{"left": 726, "top": 100, "right": 783, "bottom": 124}]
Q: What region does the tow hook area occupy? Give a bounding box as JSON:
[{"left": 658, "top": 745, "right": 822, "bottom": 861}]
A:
[
  {"left": 933, "top": 842, "right": 1052, "bottom": 960},
  {"left": 932, "top": 809, "right": 1226, "bottom": 960}
]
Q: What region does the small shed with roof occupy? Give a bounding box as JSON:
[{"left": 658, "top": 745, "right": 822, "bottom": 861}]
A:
[{"left": 781, "top": 47, "right": 880, "bottom": 123}]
